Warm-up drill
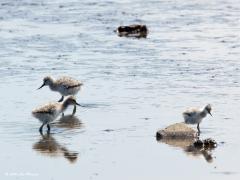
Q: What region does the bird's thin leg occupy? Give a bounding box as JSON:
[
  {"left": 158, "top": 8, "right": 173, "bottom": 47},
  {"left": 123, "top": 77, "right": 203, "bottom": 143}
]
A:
[
  {"left": 197, "top": 123, "right": 201, "bottom": 135},
  {"left": 39, "top": 123, "right": 45, "bottom": 134},
  {"left": 72, "top": 105, "right": 76, "bottom": 115},
  {"left": 62, "top": 112, "right": 64, "bottom": 117},
  {"left": 58, "top": 96, "right": 64, "bottom": 102},
  {"left": 47, "top": 124, "right": 51, "bottom": 133}
]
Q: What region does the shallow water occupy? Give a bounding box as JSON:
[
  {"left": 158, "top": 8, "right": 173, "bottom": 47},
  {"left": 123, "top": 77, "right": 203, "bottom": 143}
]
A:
[{"left": 0, "top": 0, "right": 240, "bottom": 179}]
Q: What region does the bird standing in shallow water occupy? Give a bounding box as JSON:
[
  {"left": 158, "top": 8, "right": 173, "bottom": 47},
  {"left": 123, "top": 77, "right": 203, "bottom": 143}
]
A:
[
  {"left": 38, "top": 76, "right": 83, "bottom": 102},
  {"left": 32, "top": 96, "right": 82, "bottom": 133},
  {"left": 183, "top": 104, "right": 212, "bottom": 133}
]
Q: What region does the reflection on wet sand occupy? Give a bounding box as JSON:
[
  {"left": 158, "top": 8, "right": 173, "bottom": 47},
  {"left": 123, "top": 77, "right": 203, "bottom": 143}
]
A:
[
  {"left": 33, "top": 133, "right": 78, "bottom": 163},
  {"left": 157, "top": 137, "right": 215, "bottom": 163}
]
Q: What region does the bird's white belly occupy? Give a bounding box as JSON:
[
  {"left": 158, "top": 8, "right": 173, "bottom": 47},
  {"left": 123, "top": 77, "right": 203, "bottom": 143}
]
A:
[
  {"left": 184, "top": 114, "right": 202, "bottom": 124},
  {"left": 58, "top": 86, "right": 80, "bottom": 96},
  {"left": 33, "top": 110, "right": 61, "bottom": 124},
  {"left": 33, "top": 114, "right": 54, "bottom": 124}
]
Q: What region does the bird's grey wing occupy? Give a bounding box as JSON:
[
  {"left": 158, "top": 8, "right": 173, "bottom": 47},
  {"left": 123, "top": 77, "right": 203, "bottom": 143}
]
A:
[
  {"left": 183, "top": 112, "right": 192, "bottom": 116},
  {"left": 56, "top": 77, "right": 82, "bottom": 89},
  {"left": 33, "top": 104, "right": 56, "bottom": 114},
  {"left": 66, "top": 83, "right": 83, "bottom": 89},
  {"left": 183, "top": 110, "right": 198, "bottom": 117}
]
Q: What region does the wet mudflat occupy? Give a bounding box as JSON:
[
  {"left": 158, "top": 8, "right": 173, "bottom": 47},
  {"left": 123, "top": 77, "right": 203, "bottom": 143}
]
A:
[{"left": 0, "top": 0, "right": 240, "bottom": 179}]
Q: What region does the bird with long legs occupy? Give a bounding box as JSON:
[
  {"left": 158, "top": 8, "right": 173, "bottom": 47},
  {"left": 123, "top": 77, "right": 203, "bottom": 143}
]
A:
[
  {"left": 38, "top": 76, "right": 83, "bottom": 102},
  {"left": 32, "top": 96, "right": 82, "bottom": 134},
  {"left": 183, "top": 104, "right": 212, "bottom": 134}
]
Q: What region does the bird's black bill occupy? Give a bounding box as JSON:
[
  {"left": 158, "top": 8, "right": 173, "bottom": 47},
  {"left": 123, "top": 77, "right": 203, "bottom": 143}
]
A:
[
  {"left": 37, "top": 83, "right": 45, "bottom": 90},
  {"left": 209, "top": 112, "right": 213, "bottom": 116},
  {"left": 75, "top": 102, "right": 83, "bottom": 107}
]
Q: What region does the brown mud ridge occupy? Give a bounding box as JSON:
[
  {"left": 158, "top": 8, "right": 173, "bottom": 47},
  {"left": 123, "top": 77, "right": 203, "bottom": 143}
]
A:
[
  {"left": 156, "top": 122, "right": 197, "bottom": 139},
  {"left": 115, "top": 24, "right": 148, "bottom": 38},
  {"left": 156, "top": 123, "right": 217, "bottom": 162}
]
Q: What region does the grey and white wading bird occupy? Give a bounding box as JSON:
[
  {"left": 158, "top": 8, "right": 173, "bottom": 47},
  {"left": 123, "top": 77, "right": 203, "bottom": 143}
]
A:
[
  {"left": 32, "top": 96, "right": 82, "bottom": 133},
  {"left": 38, "top": 76, "right": 83, "bottom": 102},
  {"left": 183, "top": 104, "right": 212, "bottom": 133}
]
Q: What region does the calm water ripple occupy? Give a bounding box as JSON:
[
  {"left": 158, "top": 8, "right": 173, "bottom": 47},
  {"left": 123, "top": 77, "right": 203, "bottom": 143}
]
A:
[{"left": 0, "top": 0, "right": 240, "bottom": 179}]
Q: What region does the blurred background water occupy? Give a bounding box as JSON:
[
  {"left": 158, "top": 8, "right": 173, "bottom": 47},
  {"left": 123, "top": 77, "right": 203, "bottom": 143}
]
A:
[{"left": 0, "top": 0, "right": 239, "bottom": 179}]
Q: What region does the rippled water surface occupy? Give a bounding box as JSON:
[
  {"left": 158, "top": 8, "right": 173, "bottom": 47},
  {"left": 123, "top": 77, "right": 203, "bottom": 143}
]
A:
[{"left": 0, "top": 0, "right": 240, "bottom": 179}]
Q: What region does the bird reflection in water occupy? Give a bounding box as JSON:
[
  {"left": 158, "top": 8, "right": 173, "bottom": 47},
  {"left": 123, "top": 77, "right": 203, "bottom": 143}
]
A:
[
  {"left": 157, "top": 137, "right": 216, "bottom": 163},
  {"left": 33, "top": 115, "right": 83, "bottom": 163},
  {"left": 184, "top": 143, "right": 214, "bottom": 163},
  {"left": 33, "top": 133, "right": 78, "bottom": 163},
  {"left": 54, "top": 115, "right": 83, "bottom": 129}
]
